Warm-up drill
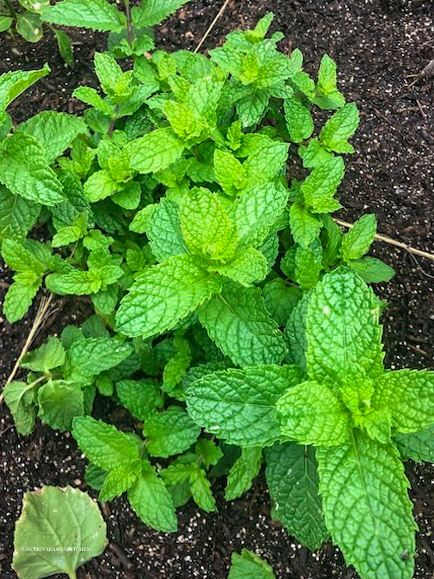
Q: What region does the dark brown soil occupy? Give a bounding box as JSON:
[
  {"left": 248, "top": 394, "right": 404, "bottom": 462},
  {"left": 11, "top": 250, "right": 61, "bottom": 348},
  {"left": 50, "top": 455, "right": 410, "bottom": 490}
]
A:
[{"left": 1, "top": 1, "right": 434, "bottom": 578}]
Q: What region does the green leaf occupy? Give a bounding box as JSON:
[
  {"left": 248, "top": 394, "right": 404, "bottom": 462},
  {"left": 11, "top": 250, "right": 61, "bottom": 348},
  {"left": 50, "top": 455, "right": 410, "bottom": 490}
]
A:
[
  {"left": 0, "top": 133, "right": 65, "bottom": 206},
  {"left": 127, "top": 461, "right": 178, "bottom": 533},
  {"left": 347, "top": 257, "right": 395, "bottom": 283},
  {"left": 37, "top": 380, "right": 84, "bottom": 431},
  {"left": 126, "top": 128, "right": 185, "bottom": 175},
  {"left": 394, "top": 425, "right": 434, "bottom": 463},
  {"left": 0, "top": 16, "right": 13, "bottom": 32},
  {"left": 284, "top": 97, "right": 314, "bottom": 143},
  {"left": 41, "top": 0, "right": 125, "bottom": 32},
  {"left": 54, "top": 29, "right": 74, "bottom": 66},
  {"left": 340, "top": 214, "right": 377, "bottom": 261},
  {"left": 116, "top": 379, "right": 163, "bottom": 421},
  {"left": 189, "top": 465, "right": 217, "bottom": 512},
  {"left": 63, "top": 337, "right": 133, "bottom": 383},
  {"left": 84, "top": 169, "right": 119, "bottom": 203},
  {"left": 19, "top": 111, "right": 88, "bottom": 164},
  {"left": 195, "top": 438, "right": 223, "bottom": 467},
  {"left": 294, "top": 245, "right": 322, "bottom": 290},
  {"left": 228, "top": 549, "right": 275, "bottom": 579},
  {"left": 116, "top": 255, "right": 222, "bottom": 338},
  {"left": 3, "top": 381, "right": 37, "bottom": 436},
  {"left": 317, "top": 431, "right": 416, "bottom": 579},
  {"left": 225, "top": 447, "right": 262, "bottom": 500},
  {"left": 94, "top": 52, "right": 133, "bottom": 101},
  {"left": 198, "top": 285, "right": 287, "bottom": 367},
  {"left": 243, "top": 138, "right": 289, "bottom": 185},
  {"left": 214, "top": 149, "right": 246, "bottom": 195},
  {"left": 144, "top": 406, "right": 201, "bottom": 458},
  {"left": 300, "top": 156, "right": 345, "bottom": 213},
  {"left": 289, "top": 203, "right": 322, "bottom": 248},
  {"left": 3, "top": 278, "right": 41, "bottom": 323},
  {"left": 179, "top": 188, "right": 237, "bottom": 261},
  {"left": 373, "top": 370, "right": 434, "bottom": 434},
  {"left": 212, "top": 247, "right": 268, "bottom": 286},
  {"left": 132, "top": 0, "right": 190, "bottom": 27},
  {"left": 315, "top": 54, "right": 345, "bottom": 109},
  {"left": 45, "top": 269, "right": 99, "bottom": 296},
  {"left": 99, "top": 461, "right": 141, "bottom": 502},
  {"left": 0, "top": 188, "right": 40, "bottom": 242},
  {"left": 0, "top": 65, "right": 49, "bottom": 114},
  {"left": 73, "top": 86, "right": 114, "bottom": 116},
  {"left": 72, "top": 416, "right": 139, "bottom": 471},
  {"left": 12, "top": 486, "right": 107, "bottom": 579},
  {"left": 21, "top": 337, "right": 65, "bottom": 372},
  {"left": 16, "top": 12, "right": 43, "bottom": 42},
  {"left": 263, "top": 278, "right": 301, "bottom": 326},
  {"left": 146, "top": 198, "right": 189, "bottom": 260},
  {"left": 276, "top": 381, "right": 351, "bottom": 446},
  {"left": 18, "top": 0, "right": 50, "bottom": 13},
  {"left": 298, "top": 138, "right": 334, "bottom": 169},
  {"left": 306, "top": 268, "right": 384, "bottom": 389},
  {"left": 265, "top": 442, "right": 328, "bottom": 551},
  {"left": 236, "top": 90, "right": 270, "bottom": 127},
  {"left": 186, "top": 365, "right": 302, "bottom": 447},
  {"left": 319, "top": 103, "right": 359, "bottom": 153}
]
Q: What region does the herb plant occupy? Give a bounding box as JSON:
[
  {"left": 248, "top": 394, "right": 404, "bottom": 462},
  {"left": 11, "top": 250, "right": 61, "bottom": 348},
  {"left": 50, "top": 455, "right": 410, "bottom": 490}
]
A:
[
  {"left": 1, "top": 0, "right": 73, "bottom": 65},
  {"left": 1, "top": 12, "right": 433, "bottom": 579}
]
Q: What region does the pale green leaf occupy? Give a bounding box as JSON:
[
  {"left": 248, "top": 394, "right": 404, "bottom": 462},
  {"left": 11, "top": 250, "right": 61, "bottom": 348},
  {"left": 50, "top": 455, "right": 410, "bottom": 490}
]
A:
[
  {"left": 0, "top": 187, "right": 40, "bottom": 242},
  {"left": 289, "top": 203, "right": 322, "bottom": 248},
  {"left": 0, "top": 65, "right": 49, "bottom": 113},
  {"left": 319, "top": 103, "right": 359, "bottom": 153},
  {"left": 300, "top": 156, "right": 345, "bottom": 213},
  {"left": 41, "top": 0, "right": 125, "bottom": 32},
  {"left": 340, "top": 214, "right": 377, "bottom": 261},
  {"left": 3, "top": 381, "right": 37, "bottom": 436},
  {"left": 284, "top": 97, "right": 314, "bottom": 143},
  {"left": 126, "top": 128, "right": 185, "bottom": 175},
  {"left": 228, "top": 549, "right": 275, "bottom": 579}
]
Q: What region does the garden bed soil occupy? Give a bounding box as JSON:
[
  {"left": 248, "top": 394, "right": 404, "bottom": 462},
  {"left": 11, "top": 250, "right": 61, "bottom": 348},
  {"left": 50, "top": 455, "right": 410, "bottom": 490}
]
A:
[{"left": 1, "top": 0, "right": 434, "bottom": 578}]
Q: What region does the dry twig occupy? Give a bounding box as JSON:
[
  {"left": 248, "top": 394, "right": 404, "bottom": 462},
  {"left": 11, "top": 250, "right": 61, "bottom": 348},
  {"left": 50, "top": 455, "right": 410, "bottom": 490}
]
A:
[{"left": 194, "top": 0, "right": 231, "bottom": 53}]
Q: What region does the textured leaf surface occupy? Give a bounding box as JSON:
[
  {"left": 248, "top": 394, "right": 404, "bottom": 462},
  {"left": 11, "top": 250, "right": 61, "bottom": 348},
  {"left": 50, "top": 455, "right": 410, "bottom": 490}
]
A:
[
  {"left": 189, "top": 466, "right": 217, "bottom": 512},
  {"left": 37, "top": 380, "right": 84, "bottom": 431},
  {"left": 228, "top": 549, "right": 275, "bottom": 579},
  {"left": 116, "top": 255, "right": 221, "bottom": 338},
  {"left": 116, "top": 379, "right": 163, "bottom": 421},
  {"left": 147, "top": 198, "right": 188, "bottom": 261},
  {"left": 394, "top": 425, "right": 434, "bottom": 463},
  {"left": 300, "top": 157, "right": 344, "bottom": 213},
  {"left": 225, "top": 447, "right": 262, "bottom": 500},
  {"left": 0, "top": 187, "right": 40, "bottom": 241},
  {"left": 319, "top": 103, "right": 359, "bottom": 153},
  {"left": 144, "top": 406, "right": 201, "bottom": 458},
  {"left": 3, "top": 279, "right": 40, "bottom": 323},
  {"left": 0, "top": 133, "right": 65, "bottom": 206},
  {"left": 132, "top": 0, "right": 190, "bottom": 26},
  {"left": 213, "top": 247, "right": 268, "bottom": 286},
  {"left": 289, "top": 203, "right": 322, "bottom": 248},
  {"left": 276, "top": 381, "right": 351, "bottom": 446},
  {"left": 306, "top": 268, "right": 384, "bottom": 388},
  {"left": 348, "top": 257, "right": 395, "bottom": 284},
  {"left": 3, "top": 381, "right": 36, "bottom": 435},
  {"left": 12, "top": 486, "right": 107, "bottom": 579},
  {"left": 19, "top": 111, "right": 89, "bottom": 164},
  {"left": 186, "top": 365, "right": 302, "bottom": 446},
  {"left": 99, "top": 461, "right": 141, "bottom": 502},
  {"left": 284, "top": 97, "right": 314, "bottom": 143},
  {"left": 198, "top": 285, "right": 287, "bottom": 367},
  {"left": 265, "top": 442, "right": 328, "bottom": 550},
  {"left": 72, "top": 416, "right": 139, "bottom": 471},
  {"left": 0, "top": 66, "right": 49, "bottom": 112},
  {"left": 373, "top": 370, "right": 434, "bottom": 433},
  {"left": 341, "top": 214, "right": 377, "bottom": 261},
  {"left": 126, "top": 128, "right": 185, "bottom": 174},
  {"left": 317, "top": 431, "right": 416, "bottom": 579},
  {"left": 127, "top": 462, "right": 178, "bottom": 532},
  {"left": 41, "top": 0, "right": 125, "bottom": 31}
]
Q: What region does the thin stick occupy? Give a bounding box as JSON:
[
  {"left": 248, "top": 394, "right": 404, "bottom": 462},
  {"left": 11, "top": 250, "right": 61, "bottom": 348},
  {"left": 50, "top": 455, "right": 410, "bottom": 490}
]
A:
[
  {"left": 194, "top": 0, "right": 231, "bottom": 53},
  {"left": 0, "top": 293, "right": 54, "bottom": 404},
  {"left": 334, "top": 218, "right": 434, "bottom": 262}
]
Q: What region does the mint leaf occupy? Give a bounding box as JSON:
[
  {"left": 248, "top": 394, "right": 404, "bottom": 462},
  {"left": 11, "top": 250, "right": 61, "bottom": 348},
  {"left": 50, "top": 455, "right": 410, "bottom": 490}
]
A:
[
  {"left": 41, "top": 0, "right": 125, "bottom": 32},
  {"left": 284, "top": 97, "right": 314, "bottom": 143},
  {"left": 289, "top": 203, "right": 322, "bottom": 248},
  {"left": 3, "top": 381, "right": 37, "bottom": 435},
  {"left": 116, "top": 379, "right": 163, "bottom": 421},
  {"left": 126, "top": 128, "right": 185, "bottom": 174},
  {"left": 37, "top": 380, "right": 84, "bottom": 431},
  {"left": 265, "top": 442, "right": 328, "bottom": 550},
  {"left": 84, "top": 170, "right": 119, "bottom": 203},
  {"left": 186, "top": 365, "right": 302, "bottom": 447},
  {"left": 127, "top": 461, "right": 178, "bottom": 533},
  {"left": 263, "top": 278, "right": 301, "bottom": 327},
  {"left": 72, "top": 416, "right": 139, "bottom": 471},
  {"left": 0, "top": 65, "right": 49, "bottom": 114},
  {"left": 132, "top": 0, "right": 190, "bottom": 27},
  {"left": 306, "top": 268, "right": 384, "bottom": 388},
  {"left": 0, "top": 132, "right": 65, "bottom": 206},
  {"left": 116, "top": 255, "right": 222, "bottom": 338},
  {"left": 276, "top": 381, "right": 351, "bottom": 446},
  {"left": 225, "top": 447, "right": 262, "bottom": 500},
  {"left": 189, "top": 465, "right": 217, "bottom": 512},
  {"left": 228, "top": 549, "right": 275, "bottom": 579},
  {"left": 21, "top": 337, "right": 65, "bottom": 372},
  {"left": 19, "top": 111, "right": 89, "bottom": 164},
  {"left": 144, "top": 406, "right": 201, "bottom": 458},
  {"left": 3, "top": 277, "right": 41, "bottom": 323},
  {"left": 212, "top": 247, "right": 268, "bottom": 286},
  {"left": 99, "top": 461, "right": 141, "bottom": 502},
  {"left": 0, "top": 186, "right": 40, "bottom": 242},
  {"left": 340, "top": 214, "right": 377, "bottom": 261},
  {"left": 143, "top": 200, "right": 187, "bottom": 260},
  {"left": 347, "top": 257, "right": 395, "bottom": 283},
  {"left": 373, "top": 370, "right": 434, "bottom": 433},
  {"left": 300, "top": 156, "right": 345, "bottom": 213},
  {"left": 198, "top": 285, "right": 287, "bottom": 367},
  {"left": 319, "top": 103, "right": 359, "bottom": 153},
  {"left": 394, "top": 425, "right": 434, "bottom": 463},
  {"left": 317, "top": 431, "right": 416, "bottom": 579},
  {"left": 214, "top": 149, "right": 246, "bottom": 195}
]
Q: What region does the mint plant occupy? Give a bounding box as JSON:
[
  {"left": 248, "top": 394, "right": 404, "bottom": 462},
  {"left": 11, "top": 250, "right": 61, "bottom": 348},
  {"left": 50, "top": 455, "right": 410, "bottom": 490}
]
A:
[
  {"left": 1, "top": 0, "right": 73, "bottom": 65},
  {"left": 1, "top": 13, "right": 432, "bottom": 579}
]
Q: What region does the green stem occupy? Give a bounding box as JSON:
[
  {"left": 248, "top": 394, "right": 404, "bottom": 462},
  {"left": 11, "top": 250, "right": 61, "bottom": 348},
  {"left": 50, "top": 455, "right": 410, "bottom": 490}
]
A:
[
  {"left": 124, "top": 0, "right": 133, "bottom": 46},
  {"left": 4, "top": 0, "right": 17, "bottom": 19},
  {"left": 107, "top": 105, "right": 120, "bottom": 137}
]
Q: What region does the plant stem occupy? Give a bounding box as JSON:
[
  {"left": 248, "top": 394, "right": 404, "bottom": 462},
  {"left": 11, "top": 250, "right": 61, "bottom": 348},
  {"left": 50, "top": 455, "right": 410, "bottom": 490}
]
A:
[
  {"left": 124, "top": 0, "right": 133, "bottom": 46},
  {"left": 107, "top": 105, "right": 120, "bottom": 137},
  {"left": 4, "top": 0, "right": 17, "bottom": 19}
]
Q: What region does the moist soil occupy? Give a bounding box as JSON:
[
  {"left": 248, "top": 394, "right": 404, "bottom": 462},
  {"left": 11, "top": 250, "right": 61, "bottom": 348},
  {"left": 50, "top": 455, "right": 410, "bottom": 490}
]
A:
[{"left": 1, "top": 0, "right": 434, "bottom": 577}]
